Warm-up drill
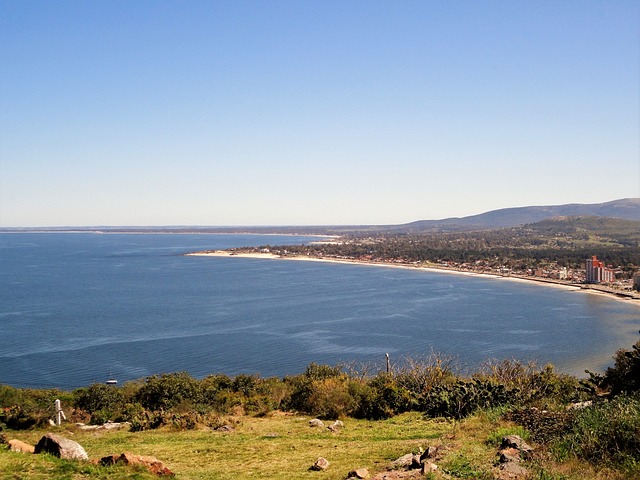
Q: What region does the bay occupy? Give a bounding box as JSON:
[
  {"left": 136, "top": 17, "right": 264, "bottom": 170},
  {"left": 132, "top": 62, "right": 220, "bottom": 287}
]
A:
[{"left": 1, "top": 233, "right": 639, "bottom": 390}]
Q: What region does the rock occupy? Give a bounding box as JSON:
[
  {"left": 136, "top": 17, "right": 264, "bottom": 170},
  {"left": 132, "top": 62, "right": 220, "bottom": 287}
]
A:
[
  {"left": 499, "top": 461, "right": 529, "bottom": 478},
  {"left": 328, "top": 420, "right": 344, "bottom": 432},
  {"left": 214, "top": 425, "right": 235, "bottom": 432},
  {"left": 34, "top": 433, "right": 88, "bottom": 460},
  {"left": 348, "top": 467, "right": 369, "bottom": 478},
  {"left": 310, "top": 457, "right": 330, "bottom": 471},
  {"left": 101, "top": 452, "right": 174, "bottom": 476},
  {"left": 77, "top": 421, "right": 131, "bottom": 431},
  {"left": 370, "top": 471, "right": 424, "bottom": 479},
  {"left": 8, "top": 439, "right": 35, "bottom": 454},
  {"left": 421, "top": 461, "right": 438, "bottom": 474},
  {"left": 419, "top": 445, "right": 438, "bottom": 461},
  {"left": 102, "top": 421, "right": 130, "bottom": 430},
  {"left": 309, "top": 418, "right": 325, "bottom": 428},
  {"left": 499, "top": 448, "right": 521, "bottom": 464},
  {"left": 500, "top": 435, "right": 533, "bottom": 460},
  {"left": 501, "top": 435, "right": 532, "bottom": 453},
  {"left": 391, "top": 453, "right": 414, "bottom": 468}
]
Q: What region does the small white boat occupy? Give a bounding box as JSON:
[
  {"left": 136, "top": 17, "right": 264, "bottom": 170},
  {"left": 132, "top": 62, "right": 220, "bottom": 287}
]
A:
[{"left": 106, "top": 373, "right": 118, "bottom": 385}]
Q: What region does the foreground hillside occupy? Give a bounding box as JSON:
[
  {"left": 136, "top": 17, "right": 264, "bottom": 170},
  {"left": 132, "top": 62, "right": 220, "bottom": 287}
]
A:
[
  {"left": 1, "top": 336, "right": 639, "bottom": 479},
  {"left": 3, "top": 409, "right": 636, "bottom": 480}
]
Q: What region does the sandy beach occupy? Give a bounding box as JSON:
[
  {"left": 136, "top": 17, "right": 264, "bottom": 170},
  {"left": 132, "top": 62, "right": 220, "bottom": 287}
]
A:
[{"left": 187, "top": 250, "right": 640, "bottom": 306}]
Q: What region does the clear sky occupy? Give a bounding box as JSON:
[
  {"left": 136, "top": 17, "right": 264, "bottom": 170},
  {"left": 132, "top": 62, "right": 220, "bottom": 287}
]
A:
[{"left": 1, "top": 0, "right": 639, "bottom": 227}]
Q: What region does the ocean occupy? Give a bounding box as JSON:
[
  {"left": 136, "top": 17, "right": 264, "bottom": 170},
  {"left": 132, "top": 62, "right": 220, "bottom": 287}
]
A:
[{"left": 1, "top": 233, "right": 639, "bottom": 390}]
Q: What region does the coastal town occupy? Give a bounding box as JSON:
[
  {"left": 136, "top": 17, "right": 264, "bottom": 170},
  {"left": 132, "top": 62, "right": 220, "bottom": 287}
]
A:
[{"left": 189, "top": 213, "right": 640, "bottom": 303}]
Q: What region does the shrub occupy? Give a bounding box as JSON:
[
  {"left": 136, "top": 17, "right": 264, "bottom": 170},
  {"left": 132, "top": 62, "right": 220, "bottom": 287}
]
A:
[
  {"left": 555, "top": 393, "right": 640, "bottom": 470},
  {"left": 135, "top": 372, "right": 200, "bottom": 411},
  {"left": 506, "top": 407, "right": 575, "bottom": 444},
  {"left": 231, "top": 374, "right": 260, "bottom": 396},
  {"left": 306, "top": 377, "right": 355, "bottom": 419},
  {"left": 348, "top": 380, "right": 392, "bottom": 420},
  {"left": 0, "top": 385, "right": 70, "bottom": 429},
  {"left": 476, "top": 360, "right": 582, "bottom": 406},
  {"left": 394, "top": 353, "right": 456, "bottom": 398},
  {"left": 421, "top": 378, "right": 510, "bottom": 419},
  {"left": 587, "top": 334, "right": 640, "bottom": 396},
  {"left": 282, "top": 363, "right": 345, "bottom": 413},
  {"left": 73, "top": 383, "right": 126, "bottom": 424}
]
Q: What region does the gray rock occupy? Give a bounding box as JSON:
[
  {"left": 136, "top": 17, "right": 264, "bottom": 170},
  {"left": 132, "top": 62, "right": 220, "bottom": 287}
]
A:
[
  {"left": 391, "top": 453, "right": 414, "bottom": 467},
  {"left": 501, "top": 435, "right": 532, "bottom": 453},
  {"left": 309, "top": 418, "right": 325, "bottom": 428},
  {"left": 327, "top": 420, "right": 344, "bottom": 432},
  {"left": 214, "top": 425, "right": 235, "bottom": 432},
  {"left": 34, "top": 433, "right": 88, "bottom": 460},
  {"left": 500, "top": 461, "right": 529, "bottom": 478}
]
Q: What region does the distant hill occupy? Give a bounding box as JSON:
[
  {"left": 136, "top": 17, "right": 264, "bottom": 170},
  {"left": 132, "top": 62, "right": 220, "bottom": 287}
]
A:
[
  {"left": 2, "top": 198, "right": 638, "bottom": 236},
  {"left": 522, "top": 216, "right": 640, "bottom": 247},
  {"left": 400, "top": 198, "right": 640, "bottom": 232}
]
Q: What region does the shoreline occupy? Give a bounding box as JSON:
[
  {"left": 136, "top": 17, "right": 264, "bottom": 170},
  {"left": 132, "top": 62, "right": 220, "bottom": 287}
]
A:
[{"left": 187, "top": 250, "right": 640, "bottom": 307}]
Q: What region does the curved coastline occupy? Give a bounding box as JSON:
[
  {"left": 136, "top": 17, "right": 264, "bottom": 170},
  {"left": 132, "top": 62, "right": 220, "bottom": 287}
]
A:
[{"left": 186, "top": 250, "right": 640, "bottom": 307}]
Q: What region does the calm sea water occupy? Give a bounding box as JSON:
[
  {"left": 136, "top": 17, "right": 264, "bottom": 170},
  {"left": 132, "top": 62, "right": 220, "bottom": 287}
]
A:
[{"left": 1, "top": 233, "right": 639, "bottom": 390}]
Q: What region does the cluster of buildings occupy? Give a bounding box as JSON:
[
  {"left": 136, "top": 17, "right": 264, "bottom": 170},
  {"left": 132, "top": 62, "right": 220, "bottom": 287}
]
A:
[{"left": 585, "top": 255, "right": 615, "bottom": 284}]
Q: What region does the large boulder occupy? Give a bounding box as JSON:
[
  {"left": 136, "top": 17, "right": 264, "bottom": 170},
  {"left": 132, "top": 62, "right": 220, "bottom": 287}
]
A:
[{"left": 34, "top": 433, "right": 88, "bottom": 460}]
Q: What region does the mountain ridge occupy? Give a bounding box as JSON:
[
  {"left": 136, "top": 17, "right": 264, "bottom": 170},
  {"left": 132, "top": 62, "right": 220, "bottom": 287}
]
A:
[{"left": 400, "top": 198, "right": 640, "bottom": 232}]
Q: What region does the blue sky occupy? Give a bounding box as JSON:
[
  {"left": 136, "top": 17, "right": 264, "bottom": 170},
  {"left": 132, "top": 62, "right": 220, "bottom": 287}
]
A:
[{"left": 1, "top": 1, "right": 638, "bottom": 226}]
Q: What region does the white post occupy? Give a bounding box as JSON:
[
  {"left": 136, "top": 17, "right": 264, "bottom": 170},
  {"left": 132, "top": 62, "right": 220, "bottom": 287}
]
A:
[{"left": 55, "top": 399, "right": 66, "bottom": 426}]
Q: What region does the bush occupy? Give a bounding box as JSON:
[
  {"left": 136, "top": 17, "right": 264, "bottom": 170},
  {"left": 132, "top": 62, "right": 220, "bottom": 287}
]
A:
[
  {"left": 506, "top": 407, "right": 575, "bottom": 444},
  {"left": 73, "top": 383, "right": 126, "bottom": 424},
  {"left": 135, "top": 372, "right": 200, "bottom": 411},
  {"left": 0, "top": 385, "right": 70, "bottom": 429},
  {"left": 394, "top": 353, "right": 456, "bottom": 398},
  {"left": 421, "top": 378, "right": 510, "bottom": 419},
  {"left": 282, "top": 363, "right": 345, "bottom": 413},
  {"left": 348, "top": 380, "right": 392, "bottom": 420},
  {"left": 306, "top": 377, "right": 355, "bottom": 419},
  {"left": 476, "top": 360, "right": 582, "bottom": 406},
  {"left": 555, "top": 393, "right": 640, "bottom": 470},
  {"left": 588, "top": 334, "right": 640, "bottom": 396}
]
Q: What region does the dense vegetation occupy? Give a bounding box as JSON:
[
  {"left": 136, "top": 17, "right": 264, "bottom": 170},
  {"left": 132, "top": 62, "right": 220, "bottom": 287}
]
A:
[{"left": 2, "top": 333, "right": 640, "bottom": 476}]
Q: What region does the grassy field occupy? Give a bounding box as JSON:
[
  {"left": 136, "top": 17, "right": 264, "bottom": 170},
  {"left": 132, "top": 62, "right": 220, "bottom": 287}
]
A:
[{"left": 1, "top": 410, "right": 630, "bottom": 480}]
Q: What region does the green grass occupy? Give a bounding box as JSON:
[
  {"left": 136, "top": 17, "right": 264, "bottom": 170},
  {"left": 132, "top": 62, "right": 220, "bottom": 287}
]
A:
[
  {"left": 1, "top": 412, "right": 451, "bottom": 479},
  {"left": 1, "top": 409, "right": 635, "bottom": 479}
]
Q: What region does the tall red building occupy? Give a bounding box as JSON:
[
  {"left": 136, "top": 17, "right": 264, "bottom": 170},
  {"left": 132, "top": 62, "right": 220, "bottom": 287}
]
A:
[{"left": 585, "top": 255, "right": 614, "bottom": 284}]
